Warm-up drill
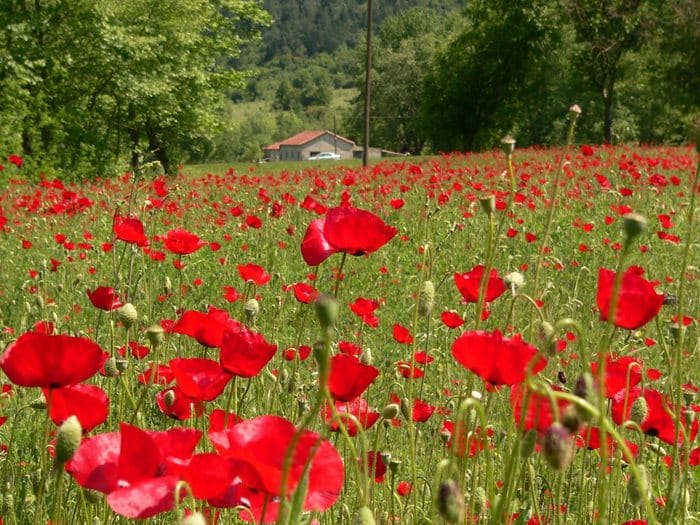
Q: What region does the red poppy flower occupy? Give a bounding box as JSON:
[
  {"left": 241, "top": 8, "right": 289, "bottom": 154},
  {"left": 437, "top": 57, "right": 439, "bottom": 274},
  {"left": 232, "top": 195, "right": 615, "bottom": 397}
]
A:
[
  {"left": 328, "top": 354, "right": 379, "bottom": 402},
  {"left": 441, "top": 310, "right": 464, "bottom": 328},
  {"left": 349, "top": 297, "right": 380, "bottom": 327},
  {"left": 396, "top": 360, "right": 424, "bottom": 378},
  {"left": 360, "top": 451, "right": 387, "bottom": 482},
  {"left": 397, "top": 481, "right": 412, "bottom": 496},
  {"left": 1, "top": 332, "right": 104, "bottom": 388},
  {"left": 338, "top": 340, "right": 362, "bottom": 356},
  {"left": 87, "top": 286, "right": 124, "bottom": 311},
  {"left": 166, "top": 452, "right": 236, "bottom": 500},
  {"left": 300, "top": 206, "right": 397, "bottom": 265},
  {"left": 156, "top": 385, "right": 203, "bottom": 420},
  {"left": 596, "top": 267, "right": 664, "bottom": 329},
  {"left": 137, "top": 363, "right": 174, "bottom": 385},
  {"left": 452, "top": 329, "right": 547, "bottom": 386},
  {"left": 611, "top": 387, "right": 697, "bottom": 445},
  {"left": 8, "top": 154, "right": 23, "bottom": 168},
  {"left": 67, "top": 423, "right": 201, "bottom": 519},
  {"left": 219, "top": 328, "right": 277, "bottom": 378},
  {"left": 392, "top": 323, "right": 413, "bottom": 344},
  {"left": 442, "top": 420, "right": 493, "bottom": 458},
  {"left": 118, "top": 341, "right": 150, "bottom": 359},
  {"left": 300, "top": 218, "right": 336, "bottom": 266},
  {"left": 163, "top": 228, "right": 207, "bottom": 255},
  {"left": 578, "top": 426, "right": 639, "bottom": 460},
  {"left": 510, "top": 384, "right": 571, "bottom": 435},
  {"left": 282, "top": 345, "right": 312, "bottom": 361},
  {"left": 292, "top": 282, "right": 319, "bottom": 303},
  {"left": 44, "top": 383, "right": 109, "bottom": 432},
  {"left": 173, "top": 307, "right": 240, "bottom": 348},
  {"left": 412, "top": 398, "right": 436, "bottom": 422},
  {"left": 590, "top": 354, "right": 642, "bottom": 398},
  {"left": 113, "top": 216, "right": 148, "bottom": 246},
  {"left": 209, "top": 415, "right": 343, "bottom": 521},
  {"left": 324, "top": 398, "right": 380, "bottom": 436},
  {"left": 454, "top": 265, "right": 506, "bottom": 303},
  {"left": 169, "top": 358, "right": 232, "bottom": 402},
  {"left": 237, "top": 263, "right": 271, "bottom": 286},
  {"left": 208, "top": 409, "right": 243, "bottom": 433}
]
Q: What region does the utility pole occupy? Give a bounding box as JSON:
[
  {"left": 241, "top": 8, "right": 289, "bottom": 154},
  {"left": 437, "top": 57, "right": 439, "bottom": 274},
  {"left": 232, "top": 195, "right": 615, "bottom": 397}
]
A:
[{"left": 362, "top": 0, "right": 373, "bottom": 167}]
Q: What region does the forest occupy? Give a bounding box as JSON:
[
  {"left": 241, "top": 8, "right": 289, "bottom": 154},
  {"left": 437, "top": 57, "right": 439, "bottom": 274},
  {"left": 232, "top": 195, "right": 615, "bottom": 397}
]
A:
[{"left": 0, "top": 0, "right": 698, "bottom": 176}]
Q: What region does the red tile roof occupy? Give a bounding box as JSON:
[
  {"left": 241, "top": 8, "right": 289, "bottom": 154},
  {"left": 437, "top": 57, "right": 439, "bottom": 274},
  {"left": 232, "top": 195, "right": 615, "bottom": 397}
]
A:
[{"left": 264, "top": 130, "right": 356, "bottom": 150}]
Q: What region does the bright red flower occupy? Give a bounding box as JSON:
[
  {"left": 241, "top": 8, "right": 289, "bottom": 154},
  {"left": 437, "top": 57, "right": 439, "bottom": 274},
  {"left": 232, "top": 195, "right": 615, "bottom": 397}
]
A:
[
  {"left": 163, "top": 228, "right": 207, "bottom": 255},
  {"left": 118, "top": 341, "right": 150, "bottom": 359},
  {"left": 137, "top": 363, "right": 173, "bottom": 385},
  {"left": 292, "top": 282, "right": 319, "bottom": 303},
  {"left": 510, "top": 384, "right": 571, "bottom": 435},
  {"left": 397, "top": 481, "right": 412, "bottom": 496},
  {"left": 590, "top": 354, "right": 642, "bottom": 398},
  {"left": 219, "top": 328, "right": 277, "bottom": 378},
  {"left": 300, "top": 206, "right": 397, "bottom": 266},
  {"left": 349, "top": 297, "right": 380, "bottom": 327},
  {"left": 324, "top": 398, "right": 380, "bottom": 436},
  {"left": 454, "top": 265, "right": 506, "bottom": 303},
  {"left": 44, "top": 383, "right": 109, "bottom": 432},
  {"left": 396, "top": 360, "right": 423, "bottom": 378},
  {"left": 361, "top": 451, "right": 387, "bottom": 482},
  {"left": 156, "top": 385, "right": 203, "bottom": 420},
  {"left": 300, "top": 218, "right": 335, "bottom": 266},
  {"left": 611, "top": 387, "right": 697, "bottom": 445},
  {"left": 169, "top": 358, "right": 232, "bottom": 402},
  {"left": 209, "top": 415, "right": 343, "bottom": 522},
  {"left": 452, "top": 329, "right": 547, "bottom": 386},
  {"left": 440, "top": 310, "right": 464, "bottom": 328},
  {"left": 208, "top": 409, "right": 243, "bottom": 433},
  {"left": 1, "top": 332, "right": 104, "bottom": 388},
  {"left": 113, "top": 216, "right": 148, "bottom": 246},
  {"left": 596, "top": 267, "right": 664, "bottom": 329},
  {"left": 441, "top": 420, "right": 493, "bottom": 458},
  {"left": 412, "top": 398, "right": 436, "bottom": 422},
  {"left": 328, "top": 354, "right": 379, "bottom": 402},
  {"left": 166, "top": 453, "right": 235, "bottom": 500},
  {"left": 392, "top": 323, "right": 413, "bottom": 344},
  {"left": 87, "top": 286, "right": 123, "bottom": 311},
  {"left": 173, "top": 307, "right": 240, "bottom": 348},
  {"left": 67, "top": 423, "right": 201, "bottom": 519},
  {"left": 8, "top": 154, "right": 23, "bottom": 167},
  {"left": 237, "top": 263, "right": 271, "bottom": 286}
]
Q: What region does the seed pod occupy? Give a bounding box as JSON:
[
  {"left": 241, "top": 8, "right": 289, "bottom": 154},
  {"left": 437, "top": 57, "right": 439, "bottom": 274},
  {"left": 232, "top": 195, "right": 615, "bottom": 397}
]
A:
[
  {"left": 560, "top": 405, "right": 581, "bottom": 434},
  {"left": 543, "top": 423, "right": 573, "bottom": 471},
  {"left": 627, "top": 465, "right": 650, "bottom": 507},
  {"left": 164, "top": 276, "right": 173, "bottom": 295},
  {"left": 55, "top": 415, "right": 82, "bottom": 464},
  {"left": 479, "top": 195, "right": 495, "bottom": 215},
  {"left": 146, "top": 324, "right": 165, "bottom": 348},
  {"left": 244, "top": 298, "right": 259, "bottom": 321},
  {"left": 418, "top": 280, "right": 435, "bottom": 317},
  {"left": 103, "top": 357, "right": 120, "bottom": 377},
  {"left": 315, "top": 294, "right": 338, "bottom": 333},
  {"left": 622, "top": 213, "right": 647, "bottom": 240},
  {"left": 360, "top": 347, "right": 373, "bottom": 365},
  {"left": 116, "top": 303, "right": 138, "bottom": 329},
  {"left": 630, "top": 396, "right": 649, "bottom": 425},
  {"left": 163, "top": 389, "right": 176, "bottom": 407},
  {"left": 500, "top": 135, "right": 516, "bottom": 156}
]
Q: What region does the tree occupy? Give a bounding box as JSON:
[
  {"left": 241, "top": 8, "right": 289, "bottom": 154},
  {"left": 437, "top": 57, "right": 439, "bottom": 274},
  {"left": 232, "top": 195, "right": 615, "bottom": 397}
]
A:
[
  {"left": 0, "top": 0, "right": 270, "bottom": 176},
  {"left": 562, "top": 0, "right": 651, "bottom": 143}
]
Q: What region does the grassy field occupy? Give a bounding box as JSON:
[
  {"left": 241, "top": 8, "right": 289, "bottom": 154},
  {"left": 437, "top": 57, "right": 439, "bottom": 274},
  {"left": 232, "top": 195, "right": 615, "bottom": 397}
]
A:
[{"left": 0, "top": 141, "right": 697, "bottom": 525}]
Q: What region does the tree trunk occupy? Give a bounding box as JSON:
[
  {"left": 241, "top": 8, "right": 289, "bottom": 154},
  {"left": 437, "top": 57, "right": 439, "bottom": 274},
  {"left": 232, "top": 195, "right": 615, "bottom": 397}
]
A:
[
  {"left": 603, "top": 86, "right": 614, "bottom": 144},
  {"left": 147, "top": 128, "right": 171, "bottom": 175}
]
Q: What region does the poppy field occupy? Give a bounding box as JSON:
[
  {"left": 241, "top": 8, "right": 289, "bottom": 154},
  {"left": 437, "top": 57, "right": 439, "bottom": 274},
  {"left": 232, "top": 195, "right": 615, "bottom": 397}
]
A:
[{"left": 0, "top": 133, "right": 698, "bottom": 525}]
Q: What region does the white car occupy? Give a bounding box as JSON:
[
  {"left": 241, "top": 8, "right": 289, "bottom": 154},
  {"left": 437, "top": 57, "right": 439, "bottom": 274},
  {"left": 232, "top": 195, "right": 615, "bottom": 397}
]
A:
[{"left": 307, "top": 152, "right": 341, "bottom": 160}]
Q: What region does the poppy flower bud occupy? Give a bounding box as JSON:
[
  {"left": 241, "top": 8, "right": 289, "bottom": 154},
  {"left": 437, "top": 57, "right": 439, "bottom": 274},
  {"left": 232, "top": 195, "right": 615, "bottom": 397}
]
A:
[
  {"left": 646, "top": 442, "right": 666, "bottom": 457},
  {"left": 116, "top": 303, "right": 138, "bottom": 329},
  {"left": 244, "top": 298, "right": 259, "bottom": 321},
  {"left": 536, "top": 321, "right": 557, "bottom": 356},
  {"left": 388, "top": 458, "right": 401, "bottom": 475},
  {"left": 627, "top": 465, "right": 650, "bottom": 506},
  {"left": 164, "top": 276, "right": 173, "bottom": 295},
  {"left": 313, "top": 340, "right": 330, "bottom": 381},
  {"left": 630, "top": 396, "right": 649, "bottom": 425},
  {"left": 351, "top": 506, "right": 376, "bottom": 525},
  {"left": 573, "top": 373, "right": 597, "bottom": 422},
  {"left": 543, "top": 422, "right": 573, "bottom": 471},
  {"left": 479, "top": 195, "right": 496, "bottom": 215},
  {"left": 315, "top": 294, "right": 338, "bottom": 333},
  {"left": 34, "top": 295, "right": 45, "bottom": 310},
  {"left": 400, "top": 397, "right": 411, "bottom": 421},
  {"left": 520, "top": 429, "right": 537, "bottom": 458},
  {"left": 146, "top": 324, "right": 165, "bottom": 348},
  {"left": 418, "top": 280, "right": 435, "bottom": 317},
  {"left": 30, "top": 393, "right": 47, "bottom": 409},
  {"left": 55, "top": 415, "right": 82, "bottom": 464},
  {"left": 103, "top": 357, "right": 120, "bottom": 377},
  {"left": 500, "top": 135, "right": 516, "bottom": 156},
  {"left": 382, "top": 403, "right": 400, "bottom": 420},
  {"left": 181, "top": 511, "right": 208, "bottom": 525},
  {"left": 360, "top": 347, "right": 372, "bottom": 365},
  {"left": 561, "top": 405, "right": 581, "bottom": 433},
  {"left": 437, "top": 479, "right": 464, "bottom": 523},
  {"left": 622, "top": 213, "right": 647, "bottom": 240},
  {"left": 163, "top": 389, "right": 176, "bottom": 407}
]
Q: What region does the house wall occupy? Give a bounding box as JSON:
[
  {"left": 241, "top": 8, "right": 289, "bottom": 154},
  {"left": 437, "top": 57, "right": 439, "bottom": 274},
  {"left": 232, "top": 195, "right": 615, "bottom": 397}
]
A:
[{"left": 278, "top": 133, "right": 355, "bottom": 161}]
